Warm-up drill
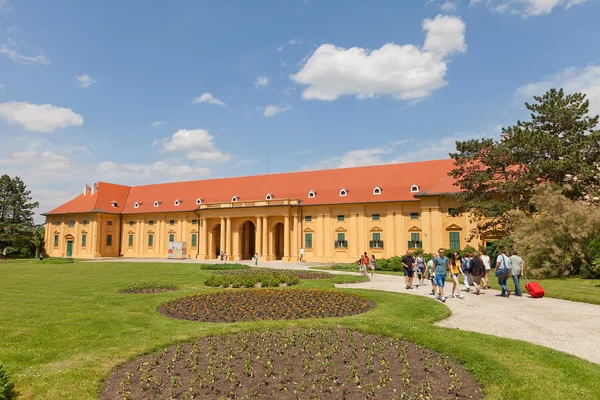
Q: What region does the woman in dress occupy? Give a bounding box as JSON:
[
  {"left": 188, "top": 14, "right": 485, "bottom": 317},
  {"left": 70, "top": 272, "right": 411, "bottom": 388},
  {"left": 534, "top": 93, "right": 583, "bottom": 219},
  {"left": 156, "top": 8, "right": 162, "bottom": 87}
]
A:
[
  {"left": 450, "top": 252, "right": 465, "bottom": 299},
  {"left": 370, "top": 254, "right": 376, "bottom": 278},
  {"left": 480, "top": 249, "right": 491, "bottom": 289}
]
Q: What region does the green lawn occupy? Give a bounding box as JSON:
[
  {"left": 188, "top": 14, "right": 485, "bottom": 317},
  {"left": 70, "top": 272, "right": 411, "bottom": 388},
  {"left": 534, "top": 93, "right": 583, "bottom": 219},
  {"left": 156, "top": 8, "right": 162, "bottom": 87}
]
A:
[{"left": 1, "top": 262, "right": 600, "bottom": 399}]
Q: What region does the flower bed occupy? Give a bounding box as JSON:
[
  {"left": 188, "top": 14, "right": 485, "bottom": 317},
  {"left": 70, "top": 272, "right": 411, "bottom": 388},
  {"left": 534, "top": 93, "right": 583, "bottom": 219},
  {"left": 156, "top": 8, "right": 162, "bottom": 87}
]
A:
[
  {"left": 204, "top": 272, "right": 299, "bottom": 288},
  {"left": 119, "top": 282, "right": 177, "bottom": 294},
  {"left": 100, "top": 328, "right": 483, "bottom": 400},
  {"left": 159, "top": 289, "right": 374, "bottom": 322}
]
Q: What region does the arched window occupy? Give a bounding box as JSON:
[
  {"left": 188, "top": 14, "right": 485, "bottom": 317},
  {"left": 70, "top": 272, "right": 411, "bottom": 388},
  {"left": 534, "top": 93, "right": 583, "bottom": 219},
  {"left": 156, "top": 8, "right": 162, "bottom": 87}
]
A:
[
  {"left": 134, "top": 202, "right": 141, "bottom": 209},
  {"left": 339, "top": 188, "right": 348, "bottom": 197},
  {"left": 153, "top": 200, "right": 161, "bottom": 207},
  {"left": 373, "top": 186, "right": 382, "bottom": 195},
  {"left": 231, "top": 196, "right": 239, "bottom": 202},
  {"left": 265, "top": 193, "right": 273, "bottom": 200},
  {"left": 308, "top": 190, "right": 316, "bottom": 199},
  {"left": 196, "top": 198, "right": 203, "bottom": 205},
  {"left": 410, "top": 184, "right": 420, "bottom": 193},
  {"left": 174, "top": 199, "right": 182, "bottom": 206}
]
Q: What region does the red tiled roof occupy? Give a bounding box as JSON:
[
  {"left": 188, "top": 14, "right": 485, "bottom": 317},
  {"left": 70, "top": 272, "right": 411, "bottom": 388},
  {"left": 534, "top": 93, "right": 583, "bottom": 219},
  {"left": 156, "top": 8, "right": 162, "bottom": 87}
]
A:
[{"left": 44, "top": 159, "right": 459, "bottom": 215}]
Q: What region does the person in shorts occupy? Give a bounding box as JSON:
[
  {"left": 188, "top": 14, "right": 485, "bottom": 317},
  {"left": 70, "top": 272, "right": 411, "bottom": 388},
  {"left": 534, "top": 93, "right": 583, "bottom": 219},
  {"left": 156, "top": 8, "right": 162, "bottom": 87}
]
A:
[
  {"left": 480, "top": 249, "right": 491, "bottom": 289},
  {"left": 2, "top": 249, "right": 7, "bottom": 262},
  {"left": 469, "top": 253, "right": 484, "bottom": 295},
  {"left": 427, "top": 257, "right": 437, "bottom": 295},
  {"left": 402, "top": 250, "right": 416, "bottom": 289},
  {"left": 416, "top": 251, "right": 426, "bottom": 286},
  {"left": 433, "top": 248, "right": 451, "bottom": 302}
]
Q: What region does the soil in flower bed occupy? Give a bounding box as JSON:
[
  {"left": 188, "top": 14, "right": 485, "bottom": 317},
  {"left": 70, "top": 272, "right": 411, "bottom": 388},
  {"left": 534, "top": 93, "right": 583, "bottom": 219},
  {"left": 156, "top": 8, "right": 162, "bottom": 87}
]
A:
[
  {"left": 159, "top": 289, "right": 374, "bottom": 322},
  {"left": 119, "top": 282, "right": 177, "bottom": 294},
  {"left": 215, "top": 268, "right": 332, "bottom": 279},
  {"left": 100, "top": 327, "right": 483, "bottom": 400}
]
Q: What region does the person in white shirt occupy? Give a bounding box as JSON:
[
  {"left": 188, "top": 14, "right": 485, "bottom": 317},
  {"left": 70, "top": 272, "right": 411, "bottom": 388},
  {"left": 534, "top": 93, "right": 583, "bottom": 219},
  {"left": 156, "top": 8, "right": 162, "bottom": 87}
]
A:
[
  {"left": 299, "top": 247, "right": 305, "bottom": 262},
  {"left": 481, "top": 249, "right": 491, "bottom": 289}
]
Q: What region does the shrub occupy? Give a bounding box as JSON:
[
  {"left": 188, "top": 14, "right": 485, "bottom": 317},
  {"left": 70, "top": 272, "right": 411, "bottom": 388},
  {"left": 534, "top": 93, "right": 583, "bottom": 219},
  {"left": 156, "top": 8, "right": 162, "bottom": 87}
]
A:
[
  {"left": 587, "top": 235, "right": 600, "bottom": 263},
  {"left": 199, "top": 264, "right": 250, "bottom": 270},
  {"left": 119, "top": 282, "right": 177, "bottom": 294},
  {"left": 510, "top": 184, "right": 600, "bottom": 278},
  {"left": 204, "top": 273, "right": 299, "bottom": 288},
  {"left": 581, "top": 259, "right": 600, "bottom": 279},
  {"left": 0, "top": 363, "right": 16, "bottom": 400}
]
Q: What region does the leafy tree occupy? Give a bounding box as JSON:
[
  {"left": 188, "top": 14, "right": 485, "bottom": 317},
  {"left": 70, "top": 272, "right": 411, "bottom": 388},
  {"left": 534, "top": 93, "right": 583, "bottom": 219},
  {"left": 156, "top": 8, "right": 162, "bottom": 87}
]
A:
[
  {"left": 449, "top": 88, "right": 600, "bottom": 239},
  {"left": 510, "top": 184, "right": 600, "bottom": 278},
  {"left": 0, "top": 175, "right": 39, "bottom": 257}
]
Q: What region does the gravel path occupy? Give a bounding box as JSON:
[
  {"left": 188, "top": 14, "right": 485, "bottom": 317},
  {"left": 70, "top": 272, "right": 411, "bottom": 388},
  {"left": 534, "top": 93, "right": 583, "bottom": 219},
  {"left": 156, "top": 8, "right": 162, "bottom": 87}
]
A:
[
  {"left": 99, "top": 258, "right": 600, "bottom": 365},
  {"left": 335, "top": 273, "right": 600, "bottom": 365}
]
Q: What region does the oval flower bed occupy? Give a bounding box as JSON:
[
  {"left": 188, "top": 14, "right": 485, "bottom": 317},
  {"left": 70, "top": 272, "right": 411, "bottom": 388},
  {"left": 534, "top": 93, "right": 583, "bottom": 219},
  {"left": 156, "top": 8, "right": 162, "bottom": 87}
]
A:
[
  {"left": 119, "top": 282, "right": 177, "bottom": 294},
  {"left": 100, "top": 328, "right": 483, "bottom": 400},
  {"left": 204, "top": 272, "right": 300, "bottom": 288},
  {"left": 159, "top": 289, "right": 374, "bottom": 322}
]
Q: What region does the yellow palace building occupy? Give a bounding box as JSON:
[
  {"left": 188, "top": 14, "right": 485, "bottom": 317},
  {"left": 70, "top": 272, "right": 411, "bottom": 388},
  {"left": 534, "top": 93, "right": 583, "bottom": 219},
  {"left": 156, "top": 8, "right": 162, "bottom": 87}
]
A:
[{"left": 43, "top": 159, "right": 484, "bottom": 262}]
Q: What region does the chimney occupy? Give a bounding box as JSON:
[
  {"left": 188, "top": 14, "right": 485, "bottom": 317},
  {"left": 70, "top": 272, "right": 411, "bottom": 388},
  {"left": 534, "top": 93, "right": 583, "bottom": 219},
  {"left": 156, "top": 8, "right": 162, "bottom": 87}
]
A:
[
  {"left": 83, "top": 184, "right": 89, "bottom": 195},
  {"left": 91, "top": 183, "right": 97, "bottom": 195}
]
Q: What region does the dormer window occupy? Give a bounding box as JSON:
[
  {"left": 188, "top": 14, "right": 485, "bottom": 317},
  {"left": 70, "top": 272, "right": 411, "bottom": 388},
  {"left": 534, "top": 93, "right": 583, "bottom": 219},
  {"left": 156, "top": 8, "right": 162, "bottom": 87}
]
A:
[
  {"left": 308, "top": 190, "right": 316, "bottom": 199},
  {"left": 153, "top": 200, "right": 162, "bottom": 208},
  {"left": 134, "top": 201, "right": 142, "bottom": 209},
  {"left": 373, "top": 186, "right": 382, "bottom": 195},
  {"left": 231, "top": 195, "right": 239, "bottom": 202},
  {"left": 339, "top": 188, "right": 348, "bottom": 197},
  {"left": 265, "top": 193, "right": 273, "bottom": 201},
  {"left": 174, "top": 199, "right": 182, "bottom": 206},
  {"left": 195, "top": 198, "right": 203, "bottom": 205},
  {"left": 410, "top": 184, "right": 420, "bottom": 193},
  {"left": 110, "top": 200, "right": 119, "bottom": 208}
]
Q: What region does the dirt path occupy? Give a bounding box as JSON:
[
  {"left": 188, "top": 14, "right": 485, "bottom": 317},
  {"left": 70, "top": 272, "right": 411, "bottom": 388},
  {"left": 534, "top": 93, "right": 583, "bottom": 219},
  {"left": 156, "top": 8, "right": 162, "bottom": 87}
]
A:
[{"left": 335, "top": 273, "right": 600, "bottom": 365}]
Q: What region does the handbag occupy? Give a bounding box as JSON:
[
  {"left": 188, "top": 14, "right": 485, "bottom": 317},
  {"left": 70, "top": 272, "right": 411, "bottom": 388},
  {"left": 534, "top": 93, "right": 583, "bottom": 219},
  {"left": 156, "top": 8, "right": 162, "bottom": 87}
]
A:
[{"left": 495, "top": 255, "right": 509, "bottom": 277}]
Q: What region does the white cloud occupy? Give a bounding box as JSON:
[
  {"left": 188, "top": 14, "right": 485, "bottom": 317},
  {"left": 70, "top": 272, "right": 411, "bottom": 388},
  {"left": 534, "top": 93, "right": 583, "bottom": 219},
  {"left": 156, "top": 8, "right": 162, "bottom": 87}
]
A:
[
  {"left": 254, "top": 75, "right": 269, "bottom": 87},
  {"left": 515, "top": 65, "right": 600, "bottom": 116},
  {"left": 471, "top": 0, "right": 587, "bottom": 16},
  {"left": 440, "top": 1, "right": 457, "bottom": 11},
  {"left": 277, "top": 46, "right": 284, "bottom": 52},
  {"left": 290, "top": 14, "right": 466, "bottom": 102},
  {"left": 75, "top": 74, "right": 96, "bottom": 89},
  {"left": 0, "top": 83, "right": 4, "bottom": 90},
  {"left": 191, "top": 92, "right": 227, "bottom": 107},
  {"left": 153, "top": 129, "right": 231, "bottom": 162},
  {"left": 302, "top": 133, "right": 492, "bottom": 170},
  {"left": 0, "top": 44, "right": 49, "bottom": 65},
  {"left": 296, "top": 149, "right": 313, "bottom": 155},
  {"left": 6, "top": 26, "right": 16, "bottom": 34},
  {"left": 263, "top": 104, "right": 291, "bottom": 117},
  {"left": 0, "top": 101, "right": 83, "bottom": 132},
  {"left": 151, "top": 121, "right": 166, "bottom": 126}
]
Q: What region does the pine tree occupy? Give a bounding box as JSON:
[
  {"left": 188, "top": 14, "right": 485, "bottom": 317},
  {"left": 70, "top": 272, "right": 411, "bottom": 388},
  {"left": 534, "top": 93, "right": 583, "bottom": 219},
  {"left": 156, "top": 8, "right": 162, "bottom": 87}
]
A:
[
  {"left": 449, "top": 88, "right": 600, "bottom": 239},
  {"left": 0, "top": 175, "right": 40, "bottom": 257}
]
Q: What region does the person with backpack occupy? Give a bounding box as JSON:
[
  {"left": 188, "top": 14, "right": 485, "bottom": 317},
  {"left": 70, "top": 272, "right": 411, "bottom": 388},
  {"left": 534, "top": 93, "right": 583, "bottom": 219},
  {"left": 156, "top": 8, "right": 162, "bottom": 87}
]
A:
[
  {"left": 469, "top": 253, "right": 484, "bottom": 295},
  {"left": 495, "top": 249, "right": 512, "bottom": 298},
  {"left": 461, "top": 252, "right": 471, "bottom": 292}
]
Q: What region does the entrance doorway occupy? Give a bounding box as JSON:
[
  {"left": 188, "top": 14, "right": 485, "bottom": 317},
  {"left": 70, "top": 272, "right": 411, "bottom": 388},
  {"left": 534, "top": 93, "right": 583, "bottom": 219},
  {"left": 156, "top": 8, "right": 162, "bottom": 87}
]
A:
[
  {"left": 274, "top": 222, "right": 284, "bottom": 260},
  {"left": 239, "top": 220, "right": 256, "bottom": 260},
  {"left": 66, "top": 240, "right": 73, "bottom": 257},
  {"left": 212, "top": 224, "right": 221, "bottom": 258}
]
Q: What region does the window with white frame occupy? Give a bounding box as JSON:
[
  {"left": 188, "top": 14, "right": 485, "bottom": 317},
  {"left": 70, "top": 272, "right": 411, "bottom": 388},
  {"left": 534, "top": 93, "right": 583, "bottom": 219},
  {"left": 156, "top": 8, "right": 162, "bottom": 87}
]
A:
[
  {"left": 308, "top": 190, "right": 316, "bottom": 198},
  {"left": 339, "top": 188, "right": 348, "bottom": 197},
  {"left": 373, "top": 186, "right": 382, "bottom": 195}
]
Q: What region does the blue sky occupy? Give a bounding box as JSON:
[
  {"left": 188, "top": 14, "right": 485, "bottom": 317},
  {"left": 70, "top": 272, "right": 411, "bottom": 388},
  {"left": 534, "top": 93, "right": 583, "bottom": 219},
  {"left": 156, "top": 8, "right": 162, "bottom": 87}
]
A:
[{"left": 1, "top": 0, "right": 599, "bottom": 221}]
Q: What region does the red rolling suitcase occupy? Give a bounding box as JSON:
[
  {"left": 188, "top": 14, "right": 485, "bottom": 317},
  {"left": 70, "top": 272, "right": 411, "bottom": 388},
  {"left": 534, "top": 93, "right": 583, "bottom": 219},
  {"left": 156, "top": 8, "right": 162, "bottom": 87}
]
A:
[{"left": 524, "top": 278, "right": 545, "bottom": 298}]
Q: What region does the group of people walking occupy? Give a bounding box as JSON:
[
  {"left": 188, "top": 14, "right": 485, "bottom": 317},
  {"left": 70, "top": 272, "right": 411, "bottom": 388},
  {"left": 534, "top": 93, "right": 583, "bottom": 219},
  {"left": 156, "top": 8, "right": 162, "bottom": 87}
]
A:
[{"left": 426, "top": 248, "right": 525, "bottom": 303}]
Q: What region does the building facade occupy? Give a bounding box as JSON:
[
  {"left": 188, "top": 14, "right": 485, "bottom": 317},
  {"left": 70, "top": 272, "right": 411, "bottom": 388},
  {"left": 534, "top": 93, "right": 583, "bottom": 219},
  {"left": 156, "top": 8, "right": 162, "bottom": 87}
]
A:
[{"left": 43, "top": 159, "right": 485, "bottom": 262}]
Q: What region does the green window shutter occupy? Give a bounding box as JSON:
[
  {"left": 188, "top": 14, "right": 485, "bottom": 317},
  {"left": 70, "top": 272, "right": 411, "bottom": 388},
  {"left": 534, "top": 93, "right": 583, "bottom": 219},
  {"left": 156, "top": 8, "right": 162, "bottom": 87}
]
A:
[
  {"left": 106, "top": 234, "right": 112, "bottom": 246},
  {"left": 128, "top": 234, "right": 134, "bottom": 247},
  {"left": 411, "top": 232, "right": 420, "bottom": 242},
  {"left": 305, "top": 233, "right": 313, "bottom": 248},
  {"left": 449, "top": 232, "right": 460, "bottom": 250},
  {"left": 191, "top": 233, "right": 197, "bottom": 247},
  {"left": 372, "top": 232, "right": 381, "bottom": 241},
  {"left": 148, "top": 234, "right": 154, "bottom": 247},
  {"left": 169, "top": 234, "right": 175, "bottom": 242},
  {"left": 81, "top": 234, "right": 87, "bottom": 247}
]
